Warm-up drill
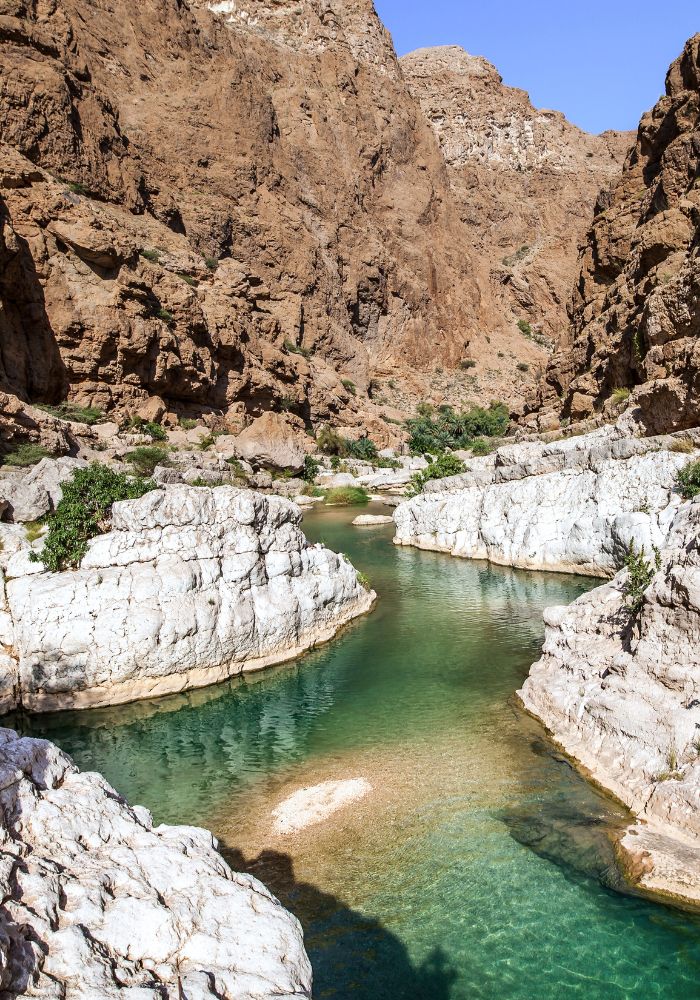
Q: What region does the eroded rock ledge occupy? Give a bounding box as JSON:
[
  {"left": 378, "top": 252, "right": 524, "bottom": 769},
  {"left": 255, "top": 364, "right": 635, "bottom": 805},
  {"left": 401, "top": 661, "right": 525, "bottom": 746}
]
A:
[
  {"left": 519, "top": 499, "right": 700, "bottom": 906},
  {"left": 0, "top": 727, "right": 312, "bottom": 997},
  {"left": 393, "top": 425, "right": 697, "bottom": 576},
  {"left": 0, "top": 485, "right": 375, "bottom": 712}
]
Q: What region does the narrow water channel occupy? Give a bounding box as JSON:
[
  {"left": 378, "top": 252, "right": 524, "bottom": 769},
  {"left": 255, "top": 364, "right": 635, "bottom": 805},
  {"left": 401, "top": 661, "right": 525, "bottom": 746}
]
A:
[{"left": 12, "top": 506, "right": 700, "bottom": 998}]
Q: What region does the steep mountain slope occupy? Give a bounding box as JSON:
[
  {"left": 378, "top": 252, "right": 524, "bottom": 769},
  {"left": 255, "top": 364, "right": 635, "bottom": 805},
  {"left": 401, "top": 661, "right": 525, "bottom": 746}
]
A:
[
  {"left": 0, "top": 0, "right": 500, "bottom": 439},
  {"left": 401, "top": 46, "right": 630, "bottom": 398},
  {"left": 527, "top": 34, "right": 700, "bottom": 435}
]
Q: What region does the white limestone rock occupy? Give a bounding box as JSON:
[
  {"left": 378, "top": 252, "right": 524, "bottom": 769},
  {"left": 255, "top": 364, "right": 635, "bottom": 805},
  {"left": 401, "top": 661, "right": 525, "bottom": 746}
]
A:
[
  {"left": 394, "top": 428, "right": 693, "bottom": 576},
  {"left": 272, "top": 778, "right": 372, "bottom": 835},
  {"left": 3, "top": 486, "right": 375, "bottom": 712},
  {"left": 0, "top": 727, "right": 312, "bottom": 998},
  {"left": 519, "top": 499, "right": 700, "bottom": 904},
  {"left": 0, "top": 457, "right": 87, "bottom": 523},
  {"left": 352, "top": 514, "right": 394, "bottom": 526}
]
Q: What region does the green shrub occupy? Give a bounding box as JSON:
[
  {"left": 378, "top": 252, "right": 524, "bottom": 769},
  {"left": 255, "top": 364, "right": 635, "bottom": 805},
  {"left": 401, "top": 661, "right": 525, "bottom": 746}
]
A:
[
  {"left": 140, "top": 248, "right": 161, "bottom": 263},
  {"left": 323, "top": 486, "right": 370, "bottom": 506},
  {"left": 621, "top": 543, "right": 661, "bottom": 617},
  {"left": 225, "top": 457, "right": 248, "bottom": 482},
  {"left": 124, "top": 445, "right": 170, "bottom": 476},
  {"left": 517, "top": 319, "right": 532, "bottom": 337},
  {"left": 460, "top": 358, "right": 476, "bottom": 370},
  {"left": 676, "top": 459, "right": 700, "bottom": 499},
  {"left": 302, "top": 455, "right": 321, "bottom": 483},
  {"left": 24, "top": 520, "right": 45, "bottom": 543},
  {"left": 471, "top": 438, "right": 490, "bottom": 456},
  {"left": 37, "top": 403, "right": 104, "bottom": 425},
  {"left": 372, "top": 456, "right": 401, "bottom": 470},
  {"left": 3, "top": 443, "right": 51, "bottom": 467},
  {"left": 611, "top": 387, "right": 631, "bottom": 404},
  {"left": 67, "top": 181, "right": 95, "bottom": 197},
  {"left": 177, "top": 272, "right": 199, "bottom": 288},
  {"left": 341, "top": 379, "right": 357, "bottom": 396},
  {"left": 406, "top": 453, "right": 466, "bottom": 497},
  {"left": 156, "top": 308, "right": 174, "bottom": 324},
  {"left": 669, "top": 437, "right": 695, "bottom": 454},
  {"left": 204, "top": 256, "right": 219, "bottom": 271},
  {"left": 179, "top": 417, "right": 198, "bottom": 430},
  {"left": 517, "top": 362, "right": 530, "bottom": 372},
  {"left": 405, "top": 402, "right": 508, "bottom": 454},
  {"left": 356, "top": 570, "right": 371, "bottom": 591},
  {"left": 346, "top": 436, "right": 378, "bottom": 461},
  {"left": 283, "top": 339, "right": 312, "bottom": 359},
  {"left": 317, "top": 425, "right": 347, "bottom": 456},
  {"left": 31, "top": 464, "right": 156, "bottom": 571}
]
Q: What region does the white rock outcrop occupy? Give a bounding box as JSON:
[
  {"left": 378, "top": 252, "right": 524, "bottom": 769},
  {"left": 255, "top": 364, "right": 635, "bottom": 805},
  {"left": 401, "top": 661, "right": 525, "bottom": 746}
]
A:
[
  {"left": 0, "top": 727, "right": 312, "bottom": 998},
  {"left": 0, "top": 485, "right": 375, "bottom": 712},
  {"left": 519, "top": 498, "right": 700, "bottom": 905},
  {"left": 394, "top": 427, "right": 696, "bottom": 576}
]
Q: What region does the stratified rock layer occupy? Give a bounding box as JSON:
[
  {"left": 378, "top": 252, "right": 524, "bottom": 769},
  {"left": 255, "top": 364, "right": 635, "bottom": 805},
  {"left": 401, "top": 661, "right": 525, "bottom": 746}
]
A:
[
  {"left": 529, "top": 34, "right": 700, "bottom": 435},
  {"left": 519, "top": 500, "right": 700, "bottom": 905},
  {"left": 0, "top": 485, "right": 374, "bottom": 712},
  {"left": 0, "top": 727, "right": 312, "bottom": 997},
  {"left": 393, "top": 426, "right": 695, "bottom": 576}
]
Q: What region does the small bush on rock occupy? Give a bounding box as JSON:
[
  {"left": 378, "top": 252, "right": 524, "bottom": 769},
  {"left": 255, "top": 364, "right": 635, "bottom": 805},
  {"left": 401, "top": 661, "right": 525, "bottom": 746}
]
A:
[
  {"left": 621, "top": 542, "right": 661, "bottom": 618},
  {"left": 346, "top": 436, "right": 378, "bottom": 461},
  {"left": 31, "top": 463, "right": 156, "bottom": 571},
  {"left": 302, "top": 455, "right": 321, "bottom": 482},
  {"left": 3, "top": 443, "right": 51, "bottom": 467},
  {"left": 125, "top": 445, "right": 171, "bottom": 476},
  {"left": 406, "top": 453, "right": 466, "bottom": 497},
  {"left": 676, "top": 459, "right": 700, "bottom": 499}
]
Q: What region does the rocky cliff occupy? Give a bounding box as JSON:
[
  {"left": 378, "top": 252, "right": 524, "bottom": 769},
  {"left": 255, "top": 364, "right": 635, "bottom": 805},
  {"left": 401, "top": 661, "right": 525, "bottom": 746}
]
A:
[
  {"left": 393, "top": 423, "right": 695, "bottom": 576},
  {"left": 519, "top": 498, "right": 700, "bottom": 906},
  {"left": 0, "top": 484, "right": 374, "bottom": 712},
  {"left": 0, "top": 0, "right": 498, "bottom": 440},
  {"left": 527, "top": 34, "right": 700, "bottom": 435},
  {"left": 401, "top": 46, "right": 630, "bottom": 398},
  {"left": 0, "top": 2, "right": 634, "bottom": 442},
  {"left": 0, "top": 727, "right": 312, "bottom": 996}
]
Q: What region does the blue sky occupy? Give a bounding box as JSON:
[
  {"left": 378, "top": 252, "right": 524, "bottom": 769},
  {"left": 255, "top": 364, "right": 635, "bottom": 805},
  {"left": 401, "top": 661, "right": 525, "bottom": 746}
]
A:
[{"left": 374, "top": 1, "right": 699, "bottom": 134}]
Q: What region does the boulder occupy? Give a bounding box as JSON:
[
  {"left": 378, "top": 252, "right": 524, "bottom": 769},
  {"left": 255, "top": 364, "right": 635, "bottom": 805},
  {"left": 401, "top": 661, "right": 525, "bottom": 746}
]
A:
[
  {"left": 0, "top": 728, "right": 312, "bottom": 997},
  {"left": 235, "top": 413, "right": 313, "bottom": 473},
  {"left": 0, "top": 457, "right": 87, "bottom": 522},
  {"left": 352, "top": 514, "right": 394, "bottom": 526},
  {"left": 2, "top": 486, "right": 375, "bottom": 711}
]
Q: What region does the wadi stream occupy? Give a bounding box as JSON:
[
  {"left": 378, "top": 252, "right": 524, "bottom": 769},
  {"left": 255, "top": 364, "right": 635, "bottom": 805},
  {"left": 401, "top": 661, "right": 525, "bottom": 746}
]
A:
[{"left": 14, "top": 506, "right": 700, "bottom": 998}]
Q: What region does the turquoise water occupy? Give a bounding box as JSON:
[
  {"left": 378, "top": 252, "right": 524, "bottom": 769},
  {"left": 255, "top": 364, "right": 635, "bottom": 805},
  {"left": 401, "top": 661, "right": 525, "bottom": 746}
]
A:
[{"left": 12, "top": 506, "right": 700, "bottom": 998}]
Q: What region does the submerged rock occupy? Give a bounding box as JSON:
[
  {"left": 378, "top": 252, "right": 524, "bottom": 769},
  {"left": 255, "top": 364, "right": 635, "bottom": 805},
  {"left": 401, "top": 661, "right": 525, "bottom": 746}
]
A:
[
  {"left": 394, "top": 427, "right": 694, "bottom": 576},
  {"left": 272, "top": 778, "right": 373, "bottom": 835},
  {"left": 0, "top": 727, "right": 312, "bottom": 997},
  {"left": 352, "top": 514, "right": 394, "bottom": 526},
  {"left": 1, "top": 485, "right": 375, "bottom": 712},
  {"left": 519, "top": 499, "right": 700, "bottom": 905}
]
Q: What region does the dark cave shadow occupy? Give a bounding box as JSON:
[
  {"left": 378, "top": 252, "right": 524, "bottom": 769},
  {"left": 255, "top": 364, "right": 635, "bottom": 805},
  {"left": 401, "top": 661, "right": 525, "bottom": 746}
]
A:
[{"left": 224, "top": 847, "right": 460, "bottom": 1000}]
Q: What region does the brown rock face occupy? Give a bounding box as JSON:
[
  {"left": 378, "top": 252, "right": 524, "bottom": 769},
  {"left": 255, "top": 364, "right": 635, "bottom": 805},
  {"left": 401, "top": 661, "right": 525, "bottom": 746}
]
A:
[
  {"left": 401, "top": 46, "right": 630, "bottom": 401},
  {"left": 0, "top": 0, "right": 501, "bottom": 440},
  {"left": 529, "top": 34, "right": 700, "bottom": 434}
]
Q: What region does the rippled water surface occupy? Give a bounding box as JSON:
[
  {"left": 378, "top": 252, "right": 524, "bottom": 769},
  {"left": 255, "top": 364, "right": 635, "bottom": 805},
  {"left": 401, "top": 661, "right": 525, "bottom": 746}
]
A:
[{"left": 16, "top": 506, "right": 700, "bottom": 998}]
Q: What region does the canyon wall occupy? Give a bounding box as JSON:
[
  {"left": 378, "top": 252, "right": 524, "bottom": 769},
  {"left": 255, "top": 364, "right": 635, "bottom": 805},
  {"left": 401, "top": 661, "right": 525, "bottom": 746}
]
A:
[
  {"left": 527, "top": 33, "right": 700, "bottom": 436},
  {"left": 402, "top": 46, "right": 630, "bottom": 402},
  {"left": 0, "top": 1, "right": 630, "bottom": 440}
]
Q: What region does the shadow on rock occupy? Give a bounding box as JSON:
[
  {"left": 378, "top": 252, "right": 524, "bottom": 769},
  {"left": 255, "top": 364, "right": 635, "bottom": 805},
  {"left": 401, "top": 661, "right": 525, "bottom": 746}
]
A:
[{"left": 224, "top": 848, "right": 459, "bottom": 1000}]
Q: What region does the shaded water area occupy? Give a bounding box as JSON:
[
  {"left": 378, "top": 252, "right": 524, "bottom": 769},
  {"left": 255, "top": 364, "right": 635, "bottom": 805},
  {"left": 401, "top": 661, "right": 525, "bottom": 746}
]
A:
[{"left": 12, "top": 505, "right": 700, "bottom": 998}]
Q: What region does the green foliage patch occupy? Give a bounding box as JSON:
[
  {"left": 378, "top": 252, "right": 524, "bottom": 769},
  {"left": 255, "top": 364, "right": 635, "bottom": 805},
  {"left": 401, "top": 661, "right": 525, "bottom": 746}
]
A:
[
  {"left": 323, "top": 486, "right": 370, "bottom": 506},
  {"left": 405, "top": 402, "right": 508, "bottom": 455},
  {"left": 37, "top": 403, "right": 104, "bottom": 425},
  {"left": 31, "top": 463, "right": 156, "bottom": 571},
  {"left": 676, "top": 459, "right": 700, "bottom": 499},
  {"left": 406, "top": 452, "right": 466, "bottom": 497},
  {"left": 621, "top": 543, "right": 661, "bottom": 618},
  {"left": 124, "top": 445, "right": 171, "bottom": 476},
  {"left": 3, "top": 443, "right": 51, "bottom": 467}
]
